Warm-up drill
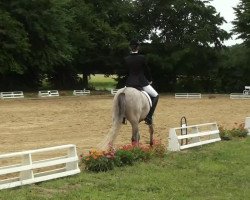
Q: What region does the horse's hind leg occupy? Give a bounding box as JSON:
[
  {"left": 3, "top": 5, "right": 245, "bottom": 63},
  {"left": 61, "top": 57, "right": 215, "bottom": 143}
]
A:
[
  {"left": 148, "top": 124, "right": 154, "bottom": 146},
  {"left": 131, "top": 122, "right": 140, "bottom": 145}
]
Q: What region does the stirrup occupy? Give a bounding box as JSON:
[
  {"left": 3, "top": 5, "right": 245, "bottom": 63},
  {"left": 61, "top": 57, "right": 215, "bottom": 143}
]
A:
[{"left": 122, "top": 117, "right": 127, "bottom": 124}]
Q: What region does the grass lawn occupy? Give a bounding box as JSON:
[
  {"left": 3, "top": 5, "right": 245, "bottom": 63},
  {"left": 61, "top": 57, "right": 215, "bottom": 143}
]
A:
[
  {"left": 0, "top": 138, "right": 249, "bottom": 200},
  {"left": 89, "top": 74, "right": 117, "bottom": 91}
]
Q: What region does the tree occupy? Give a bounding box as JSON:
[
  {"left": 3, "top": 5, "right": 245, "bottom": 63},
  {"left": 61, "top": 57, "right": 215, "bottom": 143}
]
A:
[
  {"left": 233, "top": 0, "right": 250, "bottom": 47},
  {"left": 129, "top": 0, "right": 230, "bottom": 92},
  {"left": 215, "top": 44, "right": 250, "bottom": 92},
  {"left": 66, "top": 0, "right": 134, "bottom": 88},
  {"left": 1, "top": 0, "right": 73, "bottom": 89},
  {"left": 0, "top": 6, "right": 30, "bottom": 89}
]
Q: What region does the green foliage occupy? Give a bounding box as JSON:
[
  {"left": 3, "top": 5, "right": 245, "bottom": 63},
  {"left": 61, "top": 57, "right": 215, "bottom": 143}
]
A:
[
  {"left": 219, "top": 128, "right": 233, "bottom": 141},
  {"left": 131, "top": 146, "right": 152, "bottom": 161},
  {"left": 1, "top": 138, "right": 249, "bottom": 199},
  {"left": 0, "top": 0, "right": 74, "bottom": 90},
  {"left": 0, "top": 8, "right": 29, "bottom": 75},
  {"left": 88, "top": 74, "right": 117, "bottom": 90},
  {"left": 151, "top": 141, "right": 166, "bottom": 158},
  {"left": 215, "top": 44, "right": 250, "bottom": 92},
  {"left": 0, "top": 0, "right": 242, "bottom": 92},
  {"left": 114, "top": 149, "right": 135, "bottom": 166},
  {"left": 231, "top": 128, "right": 248, "bottom": 137},
  {"left": 81, "top": 150, "right": 115, "bottom": 172},
  {"left": 219, "top": 123, "right": 248, "bottom": 140},
  {"left": 117, "top": 0, "right": 231, "bottom": 92},
  {"left": 81, "top": 143, "right": 164, "bottom": 172},
  {"left": 233, "top": 0, "right": 250, "bottom": 47},
  {"left": 139, "top": 0, "right": 230, "bottom": 47}
]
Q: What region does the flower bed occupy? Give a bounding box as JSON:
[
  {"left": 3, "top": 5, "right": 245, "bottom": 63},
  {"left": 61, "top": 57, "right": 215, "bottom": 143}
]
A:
[
  {"left": 219, "top": 123, "right": 248, "bottom": 140},
  {"left": 80, "top": 141, "right": 165, "bottom": 172}
]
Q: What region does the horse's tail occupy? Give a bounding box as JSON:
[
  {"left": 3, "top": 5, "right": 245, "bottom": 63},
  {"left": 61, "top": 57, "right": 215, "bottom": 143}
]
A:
[
  {"left": 97, "top": 92, "right": 126, "bottom": 150},
  {"left": 115, "top": 92, "right": 126, "bottom": 123}
]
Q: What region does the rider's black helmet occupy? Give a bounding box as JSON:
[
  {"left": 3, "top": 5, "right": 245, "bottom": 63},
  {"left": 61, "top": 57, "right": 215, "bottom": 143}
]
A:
[{"left": 129, "top": 39, "right": 140, "bottom": 47}]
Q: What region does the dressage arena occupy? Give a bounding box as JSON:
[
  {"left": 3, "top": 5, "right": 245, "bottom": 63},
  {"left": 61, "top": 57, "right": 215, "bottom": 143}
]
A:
[{"left": 0, "top": 94, "right": 249, "bottom": 154}]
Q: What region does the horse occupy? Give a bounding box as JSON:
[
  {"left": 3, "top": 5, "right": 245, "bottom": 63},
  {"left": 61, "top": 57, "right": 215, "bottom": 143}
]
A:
[{"left": 98, "top": 87, "right": 154, "bottom": 150}]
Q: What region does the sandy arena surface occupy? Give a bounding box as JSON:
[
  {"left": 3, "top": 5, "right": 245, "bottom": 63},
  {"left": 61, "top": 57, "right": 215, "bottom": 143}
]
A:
[{"left": 0, "top": 95, "right": 249, "bottom": 155}]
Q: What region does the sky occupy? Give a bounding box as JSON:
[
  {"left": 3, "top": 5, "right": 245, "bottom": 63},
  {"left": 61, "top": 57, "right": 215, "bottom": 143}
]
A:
[{"left": 210, "top": 0, "right": 243, "bottom": 46}]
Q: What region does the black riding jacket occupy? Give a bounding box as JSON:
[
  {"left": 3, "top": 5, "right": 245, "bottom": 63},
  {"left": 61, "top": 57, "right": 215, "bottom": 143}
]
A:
[{"left": 123, "top": 53, "right": 152, "bottom": 89}]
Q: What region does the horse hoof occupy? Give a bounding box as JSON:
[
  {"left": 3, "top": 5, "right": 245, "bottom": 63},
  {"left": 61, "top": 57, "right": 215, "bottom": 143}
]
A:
[{"left": 131, "top": 141, "right": 139, "bottom": 146}]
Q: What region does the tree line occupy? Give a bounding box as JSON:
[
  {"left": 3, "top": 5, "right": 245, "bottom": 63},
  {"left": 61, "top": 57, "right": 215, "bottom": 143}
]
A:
[{"left": 0, "top": 0, "right": 249, "bottom": 92}]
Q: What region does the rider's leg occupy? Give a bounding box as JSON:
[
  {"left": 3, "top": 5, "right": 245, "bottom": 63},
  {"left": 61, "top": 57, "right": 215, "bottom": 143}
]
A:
[
  {"left": 143, "top": 84, "right": 158, "bottom": 97},
  {"left": 142, "top": 85, "right": 159, "bottom": 125}
]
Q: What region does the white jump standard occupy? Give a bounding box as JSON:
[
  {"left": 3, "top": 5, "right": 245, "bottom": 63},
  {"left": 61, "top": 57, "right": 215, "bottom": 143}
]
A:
[
  {"left": 111, "top": 89, "right": 118, "bottom": 95},
  {"left": 230, "top": 86, "right": 250, "bottom": 99},
  {"left": 175, "top": 93, "right": 201, "bottom": 99},
  {"left": 230, "top": 93, "right": 250, "bottom": 99},
  {"left": 0, "top": 144, "right": 80, "bottom": 190},
  {"left": 0, "top": 91, "right": 24, "bottom": 99},
  {"left": 243, "top": 86, "right": 250, "bottom": 95},
  {"left": 73, "top": 89, "right": 90, "bottom": 96},
  {"left": 168, "top": 122, "right": 221, "bottom": 151},
  {"left": 245, "top": 117, "right": 250, "bottom": 136},
  {"left": 38, "top": 90, "right": 59, "bottom": 97}
]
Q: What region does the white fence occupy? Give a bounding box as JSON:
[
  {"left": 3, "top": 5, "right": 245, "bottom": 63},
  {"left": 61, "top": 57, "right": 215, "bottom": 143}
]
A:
[
  {"left": 230, "top": 93, "right": 250, "bottom": 99},
  {"left": 0, "top": 91, "right": 24, "bottom": 99},
  {"left": 73, "top": 89, "right": 90, "bottom": 96},
  {"left": 38, "top": 90, "right": 59, "bottom": 97},
  {"left": 111, "top": 89, "right": 119, "bottom": 95},
  {"left": 243, "top": 86, "right": 250, "bottom": 95},
  {"left": 245, "top": 117, "right": 250, "bottom": 136},
  {"left": 230, "top": 86, "right": 250, "bottom": 99},
  {"left": 175, "top": 93, "right": 201, "bottom": 99},
  {"left": 0, "top": 144, "right": 80, "bottom": 190},
  {"left": 168, "top": 122, "right": 221, "bottom": 151}
]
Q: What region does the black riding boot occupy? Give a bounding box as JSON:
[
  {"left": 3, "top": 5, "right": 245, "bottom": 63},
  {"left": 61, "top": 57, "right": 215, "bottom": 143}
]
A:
[{"left": 145, "top": 95, "right": 159, "bottom": 125}]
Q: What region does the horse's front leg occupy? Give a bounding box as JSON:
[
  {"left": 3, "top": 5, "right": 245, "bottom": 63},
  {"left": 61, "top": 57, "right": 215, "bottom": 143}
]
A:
[{"left": 131, "top": 122, "right": 140, "bottom": 146}]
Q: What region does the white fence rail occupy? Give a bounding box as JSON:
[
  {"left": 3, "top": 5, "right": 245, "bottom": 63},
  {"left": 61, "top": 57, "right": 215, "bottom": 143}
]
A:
[
  {"left": 245, "top": 117, "right": 250, "bottom": 136},
  {"left": 230, "top": 93, "right": 250, "bottom": 99},
  {"left": 38, "top": 90, "right": 59, "bottom": 97},
  {"left": 111, "top": 89, "right": 119, "bottom": 95},
  {"left": 0, "top": 144, "right": 80, "bottom": 190},
  {"left": 175, "top": 93, "right": 201, "bottom": 99},
  {"left": 73, "top": 89, "right": 90, "bottom": 96},
  {"left": 168, "top": 122, "right": 221, "bottom": 151},
  {"left": 0, "top": 91, "right": 24, "bottom": 99}
]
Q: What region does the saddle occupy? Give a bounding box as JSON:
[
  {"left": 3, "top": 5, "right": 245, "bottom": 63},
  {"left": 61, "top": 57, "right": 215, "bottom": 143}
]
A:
[{"left": 126, "top": 86, "right": 152, "bottom": 107}]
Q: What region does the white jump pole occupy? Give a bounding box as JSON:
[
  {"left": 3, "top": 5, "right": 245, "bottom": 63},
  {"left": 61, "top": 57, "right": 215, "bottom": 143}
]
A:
[{"left": 245, "top": 117, "right": 250, "bottom": 136}]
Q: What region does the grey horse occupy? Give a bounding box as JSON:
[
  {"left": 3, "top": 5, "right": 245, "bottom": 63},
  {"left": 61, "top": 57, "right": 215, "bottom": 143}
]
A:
[{"left": 98, "top": 87, "right": 154, "bottom": 150}]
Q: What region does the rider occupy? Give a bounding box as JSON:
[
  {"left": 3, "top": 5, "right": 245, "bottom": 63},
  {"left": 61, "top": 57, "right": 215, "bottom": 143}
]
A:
[{"left": 123, "top": 39, "right": 159, "bottom": 125}]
